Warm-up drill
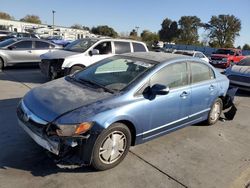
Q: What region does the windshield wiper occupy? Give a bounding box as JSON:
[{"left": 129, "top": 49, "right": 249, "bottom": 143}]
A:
[{"left": 78, "top": 78, "right": 115, "bottom": 94}]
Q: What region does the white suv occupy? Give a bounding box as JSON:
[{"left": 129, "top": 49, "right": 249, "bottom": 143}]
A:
[
  {"left": 40, "top": 38, "right": 148, "bottom": 79},
  {"left": 173, "top": 50, "right": 209, "bottom": 63}
]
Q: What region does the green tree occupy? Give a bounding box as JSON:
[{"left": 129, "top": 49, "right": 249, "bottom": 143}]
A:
[
  {"left": 71, "top": 24, "right": 83, "bottom": 29},
  {"left": 207, "top": 14, "right": 241, "bottom": 48},
  {"left": 141, "top": 30, "right": 159, "bottom": 42},
  {"left": 20, "top": 15, "right": 42, "bottom": 24},
  {"left": 0, "top": 12, "right": 12, "bottom": 20},
  {"left": 91, "top": 25, "right": 118, "bottom": 37},
  {"left": 242, "top": 44, "right": 250, "bottom": 50},
  {"left": 141, "top": 30, "right": 159, "bottom": 49},
  {"left": 129, "top": 29, "right": 137, "bottom": 37},
  {"left": 159, "top": 18, "right": 179, "bottom": 42},
  {"left": 178, "top": 16, "right": 201, "bottom": 45},
  {"left": 71, "top": 24, "right": 90, "bottom": 31}
]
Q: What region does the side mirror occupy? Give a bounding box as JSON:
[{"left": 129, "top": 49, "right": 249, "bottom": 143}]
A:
[
  {"left": 151, "top": 84, "right": 170, "bottom": 95},
  {"left": 89, "top": 49, "right": 99, "bottom": 56}
]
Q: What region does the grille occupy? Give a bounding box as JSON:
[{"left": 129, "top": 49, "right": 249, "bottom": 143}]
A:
[
  {"left": 211, "top": 56, "right": 223, "bottom": 60},
  {"left": 17, "top": 102, "right": 48, "bottom": 134}
]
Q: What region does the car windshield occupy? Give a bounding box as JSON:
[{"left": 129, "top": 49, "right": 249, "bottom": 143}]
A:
[
  {"left": 72, "top": 56, "right": 154, "bottom": 92},
  {"left": 63, "top": 39, "right": 98, "bottom": 53},
  {"left": 0, "top": 38, "right": 16, "bottom": 48},
  {"left": 238, "top": 57, "right": 250, "bottom": 66},
  {"left": 214, "top": 49, "right": 235, "bottom": 55}
]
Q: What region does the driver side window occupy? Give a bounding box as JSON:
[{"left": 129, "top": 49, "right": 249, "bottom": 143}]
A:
[
  {"left": 94, "top": 42, "right": 112, "bottom": 54},
  {"left": 11, "top": 41, "right": 32, "bottom": 49}
]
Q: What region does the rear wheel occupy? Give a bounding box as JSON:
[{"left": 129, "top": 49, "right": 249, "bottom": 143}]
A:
[
  {"left": 91, "top": 123, "right": 131, "bottom": 170},
  {"left": 69, "top": 65, "right": 85, "bottom": 74},
  {"left": 207, "top": 98, "right": 223, "bottom": 125}
]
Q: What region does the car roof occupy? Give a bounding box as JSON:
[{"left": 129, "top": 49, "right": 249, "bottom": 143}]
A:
[
  {"left": 81, "top": 37, "right": 146, "bottom": 44},
  {"left": 122, "top": 52, "right": 192, "bottom": 63},
  {"left": 9, "top": 38, "right": 59, "bottom": 46}
]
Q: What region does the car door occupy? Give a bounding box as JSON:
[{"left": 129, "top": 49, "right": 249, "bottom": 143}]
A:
[
  {"left": 32, "top": 41, "right": 55, "bottom": 62},
  {"left": 140, "top": 62, "right": 191, "bottom": 140},
  {"left": 6, "top": 40, "right": 33, "bottom": 63},
  {"left": 90, "top": 41, "right": 113, "bottom": 64},
  {"left": 189, "top": 61, "right": 218, "bottom": 119}
]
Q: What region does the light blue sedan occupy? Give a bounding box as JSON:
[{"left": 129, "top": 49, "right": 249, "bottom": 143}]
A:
[{"left": 17, "top": 52, "right": 229, "bottom": 170}]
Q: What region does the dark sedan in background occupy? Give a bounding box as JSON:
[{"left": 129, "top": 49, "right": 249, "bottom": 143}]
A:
[
  {"left": 17, "top": 52, "right": 230, "bottom": 170},
  {"left": 0, "top": 38, "right": 61, "bottom": 70},
  {"left": 224, "top": 56, "right": 250, "bottom": 91}
]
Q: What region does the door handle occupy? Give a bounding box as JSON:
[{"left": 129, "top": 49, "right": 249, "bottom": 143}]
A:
[
  {"left": 180, "top": 91, "right": 189, "bottom": 98},
  {"left": 27, "top": 50, "right": 32, "bottom": 53},
  {"left": 209, "top": 85, "right": 215, "bottom": 90}
]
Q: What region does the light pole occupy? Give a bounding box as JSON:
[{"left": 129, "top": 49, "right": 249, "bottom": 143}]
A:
[
  {"left": 135, "top": 26, "right": 139, "bottom": 36},
  {"left": 52, "top": 10, "right": 56, "bottom": 36}
]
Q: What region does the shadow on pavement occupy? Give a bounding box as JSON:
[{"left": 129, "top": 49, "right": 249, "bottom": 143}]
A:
[
  {"left": 1, "top": 65, "right": 50, "bottom": 84},
  {"left": 0, "top": 98, "right": 95, "bottom": 177}
]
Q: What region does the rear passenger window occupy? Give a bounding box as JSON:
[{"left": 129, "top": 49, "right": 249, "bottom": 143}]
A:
[
  {"left": 190, "top": 62, "right": 215, "bottom": 83},
  {"left": 35, "top": 41, "right": 50, "bottom": 49},
  {"left": 114, "top": 42, "right": 131, "bottom": 54},
  {"left": 133, "top": 43, "right": 146, "bottom": 52}
]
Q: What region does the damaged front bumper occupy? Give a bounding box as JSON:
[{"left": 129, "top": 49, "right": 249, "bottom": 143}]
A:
[
  {"left": 17, "top": 101, "right": 98, "bottom": 166},
  {"left": 18, "top": 119, "right": 60, "bottom": 155}
]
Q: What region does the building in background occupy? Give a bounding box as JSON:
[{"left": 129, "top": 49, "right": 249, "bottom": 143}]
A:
[{"left": 0, "top": 18, "right": 93, "bottom": 40}]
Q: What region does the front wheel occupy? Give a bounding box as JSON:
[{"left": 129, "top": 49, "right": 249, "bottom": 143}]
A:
[
  {"left": 207, "top": 98, "right": 223, "bottom": 125},
  {"left": 69, "top": 65, "right": 85, "bottom": 75},
  {"left": 91, "top": 123, "right": 131, "bottom": 170}
]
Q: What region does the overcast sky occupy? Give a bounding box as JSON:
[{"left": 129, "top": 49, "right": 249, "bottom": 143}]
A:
[{"left": 1, "top": 0, "right": 249, "bottom": 46}]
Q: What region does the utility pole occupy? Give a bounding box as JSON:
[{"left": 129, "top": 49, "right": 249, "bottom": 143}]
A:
[
  {"left": 52, "top": 10, "right": 56, "bottom": 36},
  {"left": 135, "top": 26, "right": 139, "bottom": 36}
]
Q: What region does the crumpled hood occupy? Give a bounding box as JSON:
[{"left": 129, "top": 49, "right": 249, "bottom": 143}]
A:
[
  {"left": 230, "top": 65, "right": 250, "bottom": 75},
  {"left": 23, "top": 78, "right": 112, "bottom": 122},
  {"left": 40, "top": 49, "right": 79, "bottom": 59}
]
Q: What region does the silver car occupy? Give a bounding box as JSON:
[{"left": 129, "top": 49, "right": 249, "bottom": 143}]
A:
[{"left": 0, "top": 38, "right": 61, "bottom": 70}]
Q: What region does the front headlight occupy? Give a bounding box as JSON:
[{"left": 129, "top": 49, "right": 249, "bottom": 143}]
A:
[{"left": 56, "top": 122, "right": 93, "bottom": 136}]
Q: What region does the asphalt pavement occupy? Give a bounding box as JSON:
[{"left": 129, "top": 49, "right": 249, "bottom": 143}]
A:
[{"left": 0, "top": 67, "right": 250, "bottom": 188}]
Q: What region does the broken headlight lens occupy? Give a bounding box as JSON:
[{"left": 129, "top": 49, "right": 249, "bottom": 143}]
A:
[{"left": 56, "top": 122, "right": 93, "bottom": 136}]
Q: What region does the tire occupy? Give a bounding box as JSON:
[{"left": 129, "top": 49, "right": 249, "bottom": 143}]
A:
[
  {"left": 69, "top": 65, "right": 85, "bottom": 74},
  {"left": 91, "top": 123, "right": 131, "bottom": 170},
  {"left": 207, "top": 98, "right": 223, "bottom": 125},
  {"left": 0, "top": 58, "right": 4, "bottom": 71}
]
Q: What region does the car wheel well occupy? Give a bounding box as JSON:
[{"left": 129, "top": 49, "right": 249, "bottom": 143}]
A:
[
  {"left": 218, "top": 95, "right": 226, "bottom": 109},
  {"left": 116, "top": 120, "right": 136, "bottom": 146},
  {"left": 0, "top": 56, "right": 4, "bottom": 69},
  {"left": 70, "top": 64, "right": 86, "bottom": 69}
]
